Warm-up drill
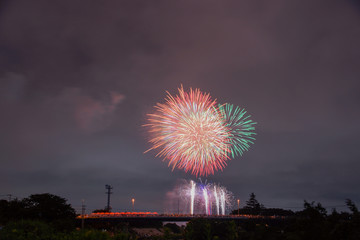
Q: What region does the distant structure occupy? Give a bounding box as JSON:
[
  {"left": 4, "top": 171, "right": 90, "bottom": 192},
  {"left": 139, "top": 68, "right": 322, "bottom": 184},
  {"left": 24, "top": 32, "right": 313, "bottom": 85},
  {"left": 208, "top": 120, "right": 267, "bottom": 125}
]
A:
[{"left": 105, "top": 185, "right": 113, "bottom": 212}]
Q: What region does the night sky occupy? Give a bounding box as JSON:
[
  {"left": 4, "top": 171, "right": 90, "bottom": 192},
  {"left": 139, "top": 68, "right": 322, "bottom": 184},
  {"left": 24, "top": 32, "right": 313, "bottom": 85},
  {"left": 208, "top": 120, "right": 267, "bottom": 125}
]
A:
[{"left": 1, "top": 0, "right": 360, "bottom": 214}]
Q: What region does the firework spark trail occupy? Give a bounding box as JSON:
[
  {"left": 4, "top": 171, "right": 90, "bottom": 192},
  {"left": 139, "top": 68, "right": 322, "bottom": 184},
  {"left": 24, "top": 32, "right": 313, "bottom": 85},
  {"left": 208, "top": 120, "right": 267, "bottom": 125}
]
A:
[
  {"left": 220, "top": 189, "right": 226, "bottom": 215},
  {"left": 190, "top": 180, "right": 196, "bottom": 215},
  {"left": 214, "top": 185, "right": 220, "bottom": 215},
  {"left": 219, "top": 103, "right": 257, "bottom": 158},
  {"left": 145, "top": 86, "right": 231, "bottom": 176},
  {"left": 202, "top": 187, "right": 210, "bottom": 215}
]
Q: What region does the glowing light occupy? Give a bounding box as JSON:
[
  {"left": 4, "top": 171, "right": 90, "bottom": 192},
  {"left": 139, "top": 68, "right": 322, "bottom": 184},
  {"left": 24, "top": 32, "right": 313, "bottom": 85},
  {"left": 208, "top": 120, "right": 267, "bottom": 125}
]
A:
[
  {"left": 81, "top": 212, "right": 158, "bottom": 218},
  {"left": 145, "top": 86, "right": 231, "bottom": 176}
]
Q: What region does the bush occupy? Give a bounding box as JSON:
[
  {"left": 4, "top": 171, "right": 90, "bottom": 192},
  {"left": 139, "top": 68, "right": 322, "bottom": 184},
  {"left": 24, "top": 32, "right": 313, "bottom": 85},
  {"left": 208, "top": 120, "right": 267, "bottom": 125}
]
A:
[
  {"left": 184, "top": 218, "right": 211, "bottom": 240},
  {"left": 0, "top": 220, "right": 54, "bottom": 240},
  {"left": 68, "top": 229, "right": 112, "bottom": 240}
]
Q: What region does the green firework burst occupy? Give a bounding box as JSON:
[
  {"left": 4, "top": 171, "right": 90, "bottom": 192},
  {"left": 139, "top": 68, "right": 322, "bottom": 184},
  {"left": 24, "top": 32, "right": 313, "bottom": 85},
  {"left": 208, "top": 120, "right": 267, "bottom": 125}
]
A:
[{"left": 219, "top": 103, "right": 257, "bottom": 158}]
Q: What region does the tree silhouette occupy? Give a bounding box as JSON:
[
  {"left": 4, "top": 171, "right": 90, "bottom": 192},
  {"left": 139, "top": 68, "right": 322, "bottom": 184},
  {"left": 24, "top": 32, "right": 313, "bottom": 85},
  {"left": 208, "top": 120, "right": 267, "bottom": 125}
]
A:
[
  {"left": 23, "top": 193, "right": 76, "bottom": 222},
  {"left": 346, "top": 199, "right": 359, "bottom": 215},
  {"left": 243, "top": 192, "right": 264, "bottom": 215},
  {"left": 244, "top": 193, "right": 262, "bottom": 210},
  {"left": 0, "top": 199, "right": 27, "bottom": 224}
]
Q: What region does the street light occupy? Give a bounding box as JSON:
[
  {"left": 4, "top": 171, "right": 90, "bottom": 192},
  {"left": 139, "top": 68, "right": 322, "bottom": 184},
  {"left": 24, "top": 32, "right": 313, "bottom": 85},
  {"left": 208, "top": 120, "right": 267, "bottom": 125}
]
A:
[
  {"left": 237, "top": 199, "right": 240, "bottom": 216},
  {"left": 132, "top": 198, "right": 135, "bottom": 212}
]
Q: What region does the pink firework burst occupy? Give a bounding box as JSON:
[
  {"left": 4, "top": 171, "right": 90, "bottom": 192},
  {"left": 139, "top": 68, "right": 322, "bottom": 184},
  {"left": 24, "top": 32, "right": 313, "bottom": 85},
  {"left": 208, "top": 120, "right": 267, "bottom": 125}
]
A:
[{"left": 145, "top": 86, "right": 230, "bottom": 176}]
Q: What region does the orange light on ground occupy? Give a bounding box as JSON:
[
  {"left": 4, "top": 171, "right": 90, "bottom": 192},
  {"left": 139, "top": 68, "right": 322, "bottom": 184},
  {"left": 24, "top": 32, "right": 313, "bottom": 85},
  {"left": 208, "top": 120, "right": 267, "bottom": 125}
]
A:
[{"left": 79, "top": 212, "right": 159, "bottom": 219}]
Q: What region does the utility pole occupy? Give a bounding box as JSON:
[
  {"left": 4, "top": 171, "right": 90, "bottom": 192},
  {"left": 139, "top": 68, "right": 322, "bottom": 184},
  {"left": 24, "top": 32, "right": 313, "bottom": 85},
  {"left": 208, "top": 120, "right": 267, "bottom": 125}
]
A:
[
  {"left": 105, "top": 185, "right": 113, "bottom": 212},
  {"left": 81, "top": 199, "right": 86, "bottom": 230}
]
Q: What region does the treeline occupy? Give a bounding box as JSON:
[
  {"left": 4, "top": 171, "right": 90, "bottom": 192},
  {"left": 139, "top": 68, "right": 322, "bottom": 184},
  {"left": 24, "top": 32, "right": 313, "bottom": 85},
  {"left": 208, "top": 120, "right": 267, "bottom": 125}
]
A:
[
  {"left": 1, "top": 193, "right": 360, "bottom": 239},
  {"left": 0, "top": 193, "right": 138, "bottom": 240},
  {"left": 231, "top": 193, "right": 295, "bottom": 216},
  {"left": 182, "top": 195, "right": 360, "bottom": 240},
  {"left": 227, "top": 193, "right": 360, "bottom": 240},
  {"left": 0, "top": 193, "right": 76, "bottom": 231}
]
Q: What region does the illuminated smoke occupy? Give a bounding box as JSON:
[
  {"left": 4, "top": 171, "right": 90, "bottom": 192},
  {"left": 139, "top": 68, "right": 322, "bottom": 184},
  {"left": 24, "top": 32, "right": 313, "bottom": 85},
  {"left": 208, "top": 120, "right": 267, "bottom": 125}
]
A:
[{"left": 165, "top": 179, "right": 234, "bottom": 215}]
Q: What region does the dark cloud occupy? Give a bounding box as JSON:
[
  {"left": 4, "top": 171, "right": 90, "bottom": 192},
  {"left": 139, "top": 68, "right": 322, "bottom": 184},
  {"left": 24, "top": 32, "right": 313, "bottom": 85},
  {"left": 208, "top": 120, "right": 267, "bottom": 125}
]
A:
[{"left": 1, "top": 0, "right": 360, "bottom": 213}]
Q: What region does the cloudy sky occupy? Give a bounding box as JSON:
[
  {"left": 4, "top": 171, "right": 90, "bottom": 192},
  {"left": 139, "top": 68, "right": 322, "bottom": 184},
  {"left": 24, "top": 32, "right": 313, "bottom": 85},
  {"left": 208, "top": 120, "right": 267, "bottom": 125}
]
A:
[{"left": 1, "top": 0, "right": 360, "bottom": 214}]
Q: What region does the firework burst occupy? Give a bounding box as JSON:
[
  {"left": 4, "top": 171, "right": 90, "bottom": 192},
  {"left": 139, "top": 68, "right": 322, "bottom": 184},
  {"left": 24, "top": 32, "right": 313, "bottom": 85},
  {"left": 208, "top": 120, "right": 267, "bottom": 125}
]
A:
[
  {"left": 145, "top": 86, "right": 231, "bottom": 176},
  {"left": 219, "top": 103, "right": 257, "bottom": 158}
]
